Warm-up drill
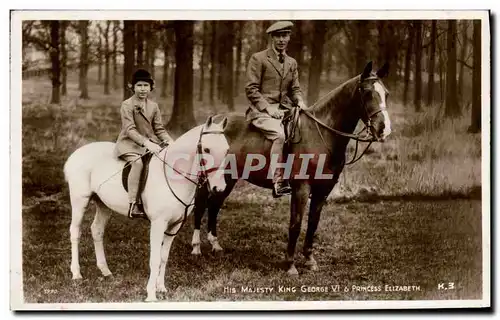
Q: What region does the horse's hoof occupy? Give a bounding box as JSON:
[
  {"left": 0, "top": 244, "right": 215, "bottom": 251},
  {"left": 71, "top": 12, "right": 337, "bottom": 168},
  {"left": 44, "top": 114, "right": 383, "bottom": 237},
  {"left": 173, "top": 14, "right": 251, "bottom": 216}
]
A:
[
  {"left": 305, "top": 259, "right": 318, "bottom": 271},
  {"left": 191, "top": 246, "right": 201, "bottom": 255},
  {"left": 212, "top": 243, "right": 223, "bottom": 252},
  {"left": 145, "top": 296, "right": 158, "bottom": 302},
  {"left": 287, "top": 265, "right": 299, "bottom": 276}
]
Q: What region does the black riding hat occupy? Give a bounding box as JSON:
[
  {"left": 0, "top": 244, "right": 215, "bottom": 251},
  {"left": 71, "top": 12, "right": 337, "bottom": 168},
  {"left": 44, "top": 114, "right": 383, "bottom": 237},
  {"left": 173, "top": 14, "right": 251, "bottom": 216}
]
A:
[{"left": 130, "top": 68, "right": 154, "bottom": 89}]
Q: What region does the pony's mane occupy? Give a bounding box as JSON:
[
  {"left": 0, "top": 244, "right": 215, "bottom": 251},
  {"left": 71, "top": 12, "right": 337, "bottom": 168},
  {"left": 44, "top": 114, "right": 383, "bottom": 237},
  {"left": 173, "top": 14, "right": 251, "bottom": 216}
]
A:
[{"left": 165, "top": 124, "right": 203, "bottom": 155}]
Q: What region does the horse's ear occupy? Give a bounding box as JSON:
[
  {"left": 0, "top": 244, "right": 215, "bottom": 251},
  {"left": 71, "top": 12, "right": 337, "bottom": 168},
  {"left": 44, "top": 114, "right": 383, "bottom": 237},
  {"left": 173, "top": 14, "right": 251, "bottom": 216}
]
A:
[
  {"left": 361, "top": 61, "right": 373, "bottom": 80},
  {"left": 376, "top": 62, "right": 390, "bottom": 78},
  {"left": 221, "top": 117, "right": 228, "bottom": 130},
  {"left": 206, "top": 115, "right": 213, "bottom": 127}
]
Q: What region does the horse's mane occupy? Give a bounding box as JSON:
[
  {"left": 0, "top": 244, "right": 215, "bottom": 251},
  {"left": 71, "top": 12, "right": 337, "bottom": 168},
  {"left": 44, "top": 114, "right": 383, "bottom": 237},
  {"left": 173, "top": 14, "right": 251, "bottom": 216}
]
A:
[{"left": 307, "top": 75, "right": 360, "bottom": 114}]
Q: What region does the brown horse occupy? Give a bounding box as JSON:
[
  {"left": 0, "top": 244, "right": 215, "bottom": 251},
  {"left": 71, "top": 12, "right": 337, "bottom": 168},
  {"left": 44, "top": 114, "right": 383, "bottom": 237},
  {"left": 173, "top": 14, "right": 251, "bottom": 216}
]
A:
[{"left": 191, "top": 61, "right": 392, "bottom": 275}]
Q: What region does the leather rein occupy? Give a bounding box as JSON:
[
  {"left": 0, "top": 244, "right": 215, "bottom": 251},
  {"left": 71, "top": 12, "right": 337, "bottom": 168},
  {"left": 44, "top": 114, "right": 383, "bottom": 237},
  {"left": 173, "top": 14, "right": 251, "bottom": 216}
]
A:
[
  {"left": 298, "top": 76, "right": 385, "bottom": 165},
  {"left": 152, "top": 128, "right": 225, "bottom": 236}
]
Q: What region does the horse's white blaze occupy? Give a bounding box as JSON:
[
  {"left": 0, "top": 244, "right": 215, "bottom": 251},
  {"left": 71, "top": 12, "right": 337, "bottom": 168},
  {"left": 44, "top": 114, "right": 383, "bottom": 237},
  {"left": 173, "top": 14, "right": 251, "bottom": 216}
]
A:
[
  {"left": 381, "top": 110, "right": 392, "bottom": 138},
  {"left": 64, "top": 118, "right": 229, "bottom": 301},
  {"left": 373, "top": 82, "right": 391, "bottom": 139}
]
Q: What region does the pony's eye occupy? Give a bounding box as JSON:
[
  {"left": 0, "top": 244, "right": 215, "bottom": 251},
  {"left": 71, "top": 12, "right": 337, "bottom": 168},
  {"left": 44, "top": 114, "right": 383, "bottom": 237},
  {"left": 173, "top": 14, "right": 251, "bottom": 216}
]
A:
[{"left": 203, "top": 147, "right": 210, "bottom": 153}]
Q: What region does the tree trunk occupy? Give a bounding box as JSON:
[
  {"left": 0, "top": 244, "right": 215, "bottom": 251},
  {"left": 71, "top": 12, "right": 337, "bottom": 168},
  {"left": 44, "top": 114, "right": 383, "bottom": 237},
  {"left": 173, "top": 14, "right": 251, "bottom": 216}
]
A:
[
  {"left": 210, "top": 21, "right": 217, "bottom": 106},
  {"left": 145, "top": 22, "right": 156, "bottom": 78},
  {"left": 217, "top": 22, "right": 226, "bottom": 102},
  {"left": 104, "top": 21, "right": 111, "bottom": 95},
  {"left": 50, "top": 21, "right": 61, "bottom": 104},
  {"left": 123, "top": 20, "right": 136, "bottom": 100},
  {"left": 403, "top": 22, "right": 414, "bottom": 106},
  {"left": 198, "top": 21, "right": 207, "bottom": 102},
  {"left": 354, "top": 21, "right": 370, "bottom": 75},
  {"left": 445, "top": 20, "right": 459, "bottom": 117},
  {"left": 78, "top": 20, "right": 89, "bottom": 100},
  {"left": 413, "top": 20, "right": 423, "bottom": 112},
  {"left": 307, "top": 20, "right": 327, "bottom": 105},
  {"left": 98, "top": 25, "right": 103, "bottom": 83},
  {"left": 287, "top": 20, "right": 304, "bottom": 79},
  {"left": 260, "top": 21, "right": 271, "bottom": 50},
  {"left": 458, "top": 20, "right": 468, "bottom": 103},
  {"left": 224, "top": 22, "right": 235, "bottom": 111},
  {"left": 469, "top": 20, "right": 481, "bottom": 132},
  {"left": 168, "top": 21, "right": 196, "bottom": 135},
  {"left": 112, "top": 21, "right": 119, "bottom": 90},
  {"left": 384, "top": 21, "right": 399, "bottom": 85},
  {"left": 136, "top": 21, "right": 144, "bottom": 67},
  {"left": 427, "top": 21, "right": 437, "bottom": 105},
  {"left": 234, "top": 21, "right": 244, "bottom": 97},
  {"left": 161, "top": 28, "right": 172, "bottom": 98},
  {"left": 60, "top": 21, "right": 67, "bottom": 96}
]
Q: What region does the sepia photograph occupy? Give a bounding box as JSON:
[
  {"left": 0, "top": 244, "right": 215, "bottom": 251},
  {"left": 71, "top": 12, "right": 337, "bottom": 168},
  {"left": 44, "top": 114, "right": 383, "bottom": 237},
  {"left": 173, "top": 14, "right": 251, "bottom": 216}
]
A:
[{"left": 10, "top": 10, "right": 490, "bottom": 310}]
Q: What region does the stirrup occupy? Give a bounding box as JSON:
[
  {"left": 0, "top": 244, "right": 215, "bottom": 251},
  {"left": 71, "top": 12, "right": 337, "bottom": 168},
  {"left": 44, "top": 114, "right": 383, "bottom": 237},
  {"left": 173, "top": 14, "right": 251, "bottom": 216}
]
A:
[
  {"left": 272, "top": 181, "right": 292, "bottom": 198},
  {"left": 128, "top": 202, "right": 146, "bottom": 219}
]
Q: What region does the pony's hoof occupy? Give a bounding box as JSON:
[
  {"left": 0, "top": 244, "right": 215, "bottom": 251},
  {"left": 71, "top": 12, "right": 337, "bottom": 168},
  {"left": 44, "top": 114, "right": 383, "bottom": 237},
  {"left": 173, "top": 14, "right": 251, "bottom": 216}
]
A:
[
  {"left": 191, "top": 245, "right": 201, "bottom": 255},
  {"left": 72, "top": 273, "right": 83, "bottom": 280},
  {"left": 100, "top": 269, "right": 113, "bottom": 277},
  {"left": 145, "top": 295, "right": 158, "bottom": 302},
  {"left": 157, "top": 286, "right": 167, "bottom": 293},
  {"left": 287, "top": 265, "right": 299, "bottom": 276}
]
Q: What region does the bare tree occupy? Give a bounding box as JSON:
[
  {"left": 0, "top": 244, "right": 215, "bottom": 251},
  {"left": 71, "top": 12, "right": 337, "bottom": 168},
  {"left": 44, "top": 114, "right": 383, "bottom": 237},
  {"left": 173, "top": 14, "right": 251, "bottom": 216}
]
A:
[
  {"left": 50, "top": 21, "right": 61, "bottom": 104},
  {"left": 78, "top": 20, "right": 89, "bottom": 99},
  {"left": 161, "top": 26, "right": 172, "bottom": 98},
  {"left": 234, "top": 21, "right": 244, "bottom": 97},
  {"left": 198, "top": 21, "right": 207, "bottom": 102},
  {"left": 403, "top": 22, "right": 414, "bottom": 106},
  {"left": 210, "top": 21, "right": 217, "bottom": 106},
  {"left": 60, "top": 21, "right": 68, "bottom": 96},
  {"left": 354, "top": 21, "right": 370, "bottom": 75},
  {"left": 104, "top": 21, "right": 111, "bottom": 95},
  {"left": 458, "top": 20, "right": 469, "bottom": 103},
  {"left": 445, "top": 20, "right": 459, "bottom": 117},
  {"left": 145, "top": 22, "right": 156, "bottom": 78},
  {"left": 224, "top": 22, "right": 235, "bottom": 111},
  {"left": 97, "top": 23, "right": 103, "bottom": 83},
  {"left": 469, "top": 20, "right": 481, "bottom": 132},
  {"left": 136, "top": 21, "right": 144, "bottom": 67},
  {"left": 112, "top": 20, "right": 119, "bottom": 90},
  {"left": 427, "top": 21, "right": 437, "bottom": 105},
  {"left": 123, "top": 20, "right": 135, "bottom": 99},
  {"left": 307, "top": 20, "right": 327, "bottom": 104},
  {"left": 413, "top": 20, "right": 423, "bottom": 112},
  {"left": 168, "top": 21, "right": 196, "bottom": 135}
]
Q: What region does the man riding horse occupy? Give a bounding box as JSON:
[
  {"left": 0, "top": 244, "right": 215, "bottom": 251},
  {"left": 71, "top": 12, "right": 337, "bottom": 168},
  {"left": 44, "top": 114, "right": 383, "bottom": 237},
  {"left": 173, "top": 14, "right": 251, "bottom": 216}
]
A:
[{"left": 245, "top": 20, "right": 307, "bottom": 198}]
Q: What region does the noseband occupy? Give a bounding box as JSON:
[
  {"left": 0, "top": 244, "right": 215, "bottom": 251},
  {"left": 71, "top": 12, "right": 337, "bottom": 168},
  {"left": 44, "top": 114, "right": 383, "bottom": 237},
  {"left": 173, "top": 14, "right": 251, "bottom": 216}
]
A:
[
  {"left": 159, "top": 127, "right": 226, "bottom": 236},
  {"left": 356, "top": 75, "right": 387, "bottom": 139}
]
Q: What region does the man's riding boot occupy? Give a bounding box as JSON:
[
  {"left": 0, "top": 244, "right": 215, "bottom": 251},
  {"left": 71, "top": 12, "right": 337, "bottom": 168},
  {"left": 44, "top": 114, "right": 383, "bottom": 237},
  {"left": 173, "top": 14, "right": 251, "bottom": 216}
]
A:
[
  {"left": 271, "top": 138, "right": 292, "bottom": 198},
  {"left": 127, "top": 161, "right": 147, "bottom": 219}
]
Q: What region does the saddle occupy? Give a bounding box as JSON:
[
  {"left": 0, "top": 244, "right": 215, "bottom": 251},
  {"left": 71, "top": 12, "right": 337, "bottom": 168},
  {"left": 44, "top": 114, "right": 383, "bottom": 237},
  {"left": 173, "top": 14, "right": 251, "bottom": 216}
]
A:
[
  {"left": 121, "top": 153, "right": 153, "bottom": 203},
  {"left": 283, "top": 106, "right": 302, "bottom": 146}
]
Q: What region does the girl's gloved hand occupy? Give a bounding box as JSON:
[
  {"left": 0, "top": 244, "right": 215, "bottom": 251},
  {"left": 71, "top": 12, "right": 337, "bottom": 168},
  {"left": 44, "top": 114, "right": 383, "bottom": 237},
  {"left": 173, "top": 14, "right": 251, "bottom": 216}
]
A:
[{"left": 144, "top": 140, "right": 161, "bottom": 155}]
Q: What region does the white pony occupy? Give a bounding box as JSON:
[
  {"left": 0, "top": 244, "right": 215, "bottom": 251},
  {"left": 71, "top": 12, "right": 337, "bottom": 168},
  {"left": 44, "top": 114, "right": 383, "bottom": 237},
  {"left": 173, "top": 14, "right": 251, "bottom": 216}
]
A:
[{"left": 63, "top": 116, "right": 229, "bottom": 302}]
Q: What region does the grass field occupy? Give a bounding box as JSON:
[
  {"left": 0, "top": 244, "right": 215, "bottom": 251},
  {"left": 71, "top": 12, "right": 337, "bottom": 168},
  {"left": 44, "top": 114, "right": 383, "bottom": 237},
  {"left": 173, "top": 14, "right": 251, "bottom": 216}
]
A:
[{"left": 18, "top": 69, "right": 484, "bottom": 304}]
